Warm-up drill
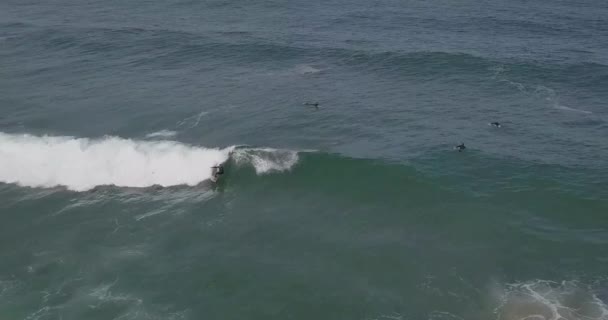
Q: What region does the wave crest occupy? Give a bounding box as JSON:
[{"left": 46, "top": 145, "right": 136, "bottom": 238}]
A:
[{"left": 232, "top": 148, "right": 299, "bottom": 174}]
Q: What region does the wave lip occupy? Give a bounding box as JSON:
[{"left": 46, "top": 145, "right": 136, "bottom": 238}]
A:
[
  {"left": 232, "top": 147, "right": 299, "bottom": 174},
  {"left": 0, "top": 133, "right": 231, "bottom": 191}
]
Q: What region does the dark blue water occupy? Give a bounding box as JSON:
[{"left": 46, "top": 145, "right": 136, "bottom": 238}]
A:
[{"left": 1, "top": 0, "right": 607, "bottom": 319}]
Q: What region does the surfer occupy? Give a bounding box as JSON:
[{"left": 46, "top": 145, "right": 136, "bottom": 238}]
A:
[
  {"left": 455, "top": 143, "right": 466, "bottom": 152},
  {"left": 211, "top": 165, "right": 224, "bottom": 180},
  {"left": 490, "top": 122, "right": 501, "bottom": 128},
  {"left": 303, "top": 102, "right": 319, "bottom": 109}
]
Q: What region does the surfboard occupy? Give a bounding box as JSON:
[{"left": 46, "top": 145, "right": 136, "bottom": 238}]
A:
[{"left": 210, "top": 167, "right": 219, "bottom": 183}]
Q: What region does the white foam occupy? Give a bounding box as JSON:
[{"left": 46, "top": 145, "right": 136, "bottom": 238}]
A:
[
  {"left": 0, "top": 277, "right": 19, "bottom": 298},
  {"left": 145, "top": 130, "right": 177, "bottom": 138},
  {"left": 494, "top": 280, "right": 608, "bottom": 320},
  {"left": 500, "top": 79, "right": 527, "bottom": 92},
  {"left": 490, "top": 65, "right": 506, "bottom": 79},
  {"left": 233, "top": 148, "right": 299, "bottom": 174},
  {"left": 89, "top": 280, "right": 141, "bottom": 304},
  {"left": 554, "top": 104, "right": 593, "bottom": 114},
  {"left": 0, "top": 133, "right": 231, "bottom": 191},
  {"left": 294, "top": 64, "right": 322, "bottom": 74},
  {"left": 176, "top": 110, "right": 209, "bottom": 128}
]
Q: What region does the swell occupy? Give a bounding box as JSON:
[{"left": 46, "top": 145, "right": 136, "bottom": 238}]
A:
[
  {"left": 1, "top": 132, "right": 606, "bottom": 250},
  {"left": 223, "top": 148, "right": 608, "bottom": 208},
  {"left": 224, "top": 149, "right": 608, "bottom": 245},
  {"left": 3, "top": 131, "right": 605, "bottom": 199},
  {"left": 3, "top": 22, "right": 607, "bottom": 86},
  {"left": 226, "top": 150, "right": 444, "bottom": 205}
]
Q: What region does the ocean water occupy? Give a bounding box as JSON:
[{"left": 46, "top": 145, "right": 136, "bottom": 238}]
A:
[{"left": 1, "top": 0, "right": 608, "bottom": 319}]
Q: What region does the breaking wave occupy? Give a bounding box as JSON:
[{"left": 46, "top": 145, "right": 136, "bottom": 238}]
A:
[
  {"left": 0, "top": 133, "right": 232, "bottom": 191},
  {"left": 0, "top": 133, "right": 303, "bottom": 192}
]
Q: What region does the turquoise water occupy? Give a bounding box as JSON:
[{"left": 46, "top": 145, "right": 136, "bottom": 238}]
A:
[{"left": 1, "top": 0, "right": 607, "bottom": 319}]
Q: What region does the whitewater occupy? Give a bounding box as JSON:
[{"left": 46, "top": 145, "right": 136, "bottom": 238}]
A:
[{"left": 0, "top": 133, "right": 232, "bottom": 191}]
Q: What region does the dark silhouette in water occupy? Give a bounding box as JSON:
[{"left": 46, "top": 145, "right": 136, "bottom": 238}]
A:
[
  {"left": 211, "top": 165, "right": 224, "bottom": 180},
  {"left": 455, "top": 143, "right": 466, "bottom": 152},
  {"left": 490, "top": 122, "right": 501, "bottom": 128},
  {"left": 303, "top": 102, "right": 320, "bottom": 109}
]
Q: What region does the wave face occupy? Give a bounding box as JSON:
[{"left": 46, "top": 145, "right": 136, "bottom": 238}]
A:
[{"left": 0, "top": 133, "right": 232, "bottom": 191}]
